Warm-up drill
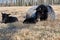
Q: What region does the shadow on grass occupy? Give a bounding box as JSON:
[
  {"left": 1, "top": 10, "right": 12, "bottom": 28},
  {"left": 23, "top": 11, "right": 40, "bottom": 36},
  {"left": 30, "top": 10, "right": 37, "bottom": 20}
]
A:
[{"left": 0, "top": 22, "right": 35, "bottom": 40}]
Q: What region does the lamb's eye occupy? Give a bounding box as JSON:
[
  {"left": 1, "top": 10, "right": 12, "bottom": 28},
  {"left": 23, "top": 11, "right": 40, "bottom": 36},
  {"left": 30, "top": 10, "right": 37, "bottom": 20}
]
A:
[{"left": 39, "top": 8, "right": 41, "bottom": 10}]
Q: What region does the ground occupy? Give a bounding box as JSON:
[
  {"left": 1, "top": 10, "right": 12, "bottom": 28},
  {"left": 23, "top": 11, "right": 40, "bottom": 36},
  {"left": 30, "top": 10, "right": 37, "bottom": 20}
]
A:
[{"left": 0, "top": 5, "right": 60, "bottom": 40}]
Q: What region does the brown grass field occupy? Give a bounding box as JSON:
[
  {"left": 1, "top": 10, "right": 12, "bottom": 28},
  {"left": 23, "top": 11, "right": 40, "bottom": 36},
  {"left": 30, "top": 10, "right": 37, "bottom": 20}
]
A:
[{"left": 0, "top": 5, "right": 60, "bottom": 40}]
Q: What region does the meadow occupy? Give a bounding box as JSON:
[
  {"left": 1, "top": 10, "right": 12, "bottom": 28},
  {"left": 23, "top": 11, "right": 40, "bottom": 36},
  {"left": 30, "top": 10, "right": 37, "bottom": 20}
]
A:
[{"left": 0, "top": 5, "right": 60, "bottom": 40}]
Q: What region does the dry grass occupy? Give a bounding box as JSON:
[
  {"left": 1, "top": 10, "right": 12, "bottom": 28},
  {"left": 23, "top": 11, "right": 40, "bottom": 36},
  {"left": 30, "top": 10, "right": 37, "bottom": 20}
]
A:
[{"left": 0, "top": 6, "right": 60, "bottom": 40}]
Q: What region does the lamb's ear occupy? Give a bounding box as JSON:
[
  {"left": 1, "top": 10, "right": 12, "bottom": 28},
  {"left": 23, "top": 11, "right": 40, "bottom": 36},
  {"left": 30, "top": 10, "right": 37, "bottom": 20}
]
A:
[
  {"left": 1, "top": 12, "right": 2, "bottom": 14},
  {"left": 1, "top": 12, "right": 6, "bottom": 14},
  {"left": 1, "top": 12, "right": 3, "bottom": 14}
]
